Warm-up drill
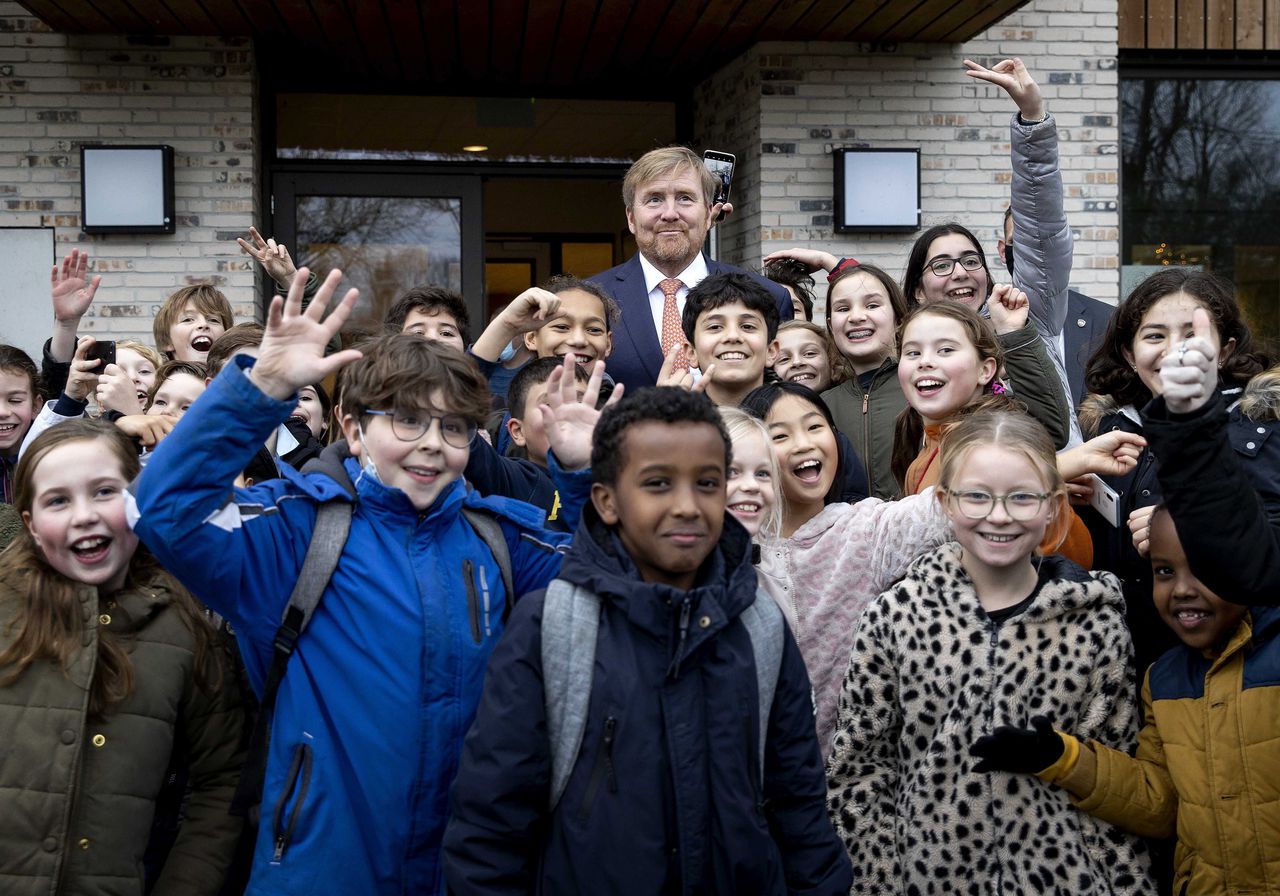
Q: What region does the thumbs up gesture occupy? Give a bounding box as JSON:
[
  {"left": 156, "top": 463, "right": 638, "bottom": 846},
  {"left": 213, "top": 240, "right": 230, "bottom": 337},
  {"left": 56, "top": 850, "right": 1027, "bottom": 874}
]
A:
[{"left": 1160, "top": 307, "right": 1217, "bottom": 414}]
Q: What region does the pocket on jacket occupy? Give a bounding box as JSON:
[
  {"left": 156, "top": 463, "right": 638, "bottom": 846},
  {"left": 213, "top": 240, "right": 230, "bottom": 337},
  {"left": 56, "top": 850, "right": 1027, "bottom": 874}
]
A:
[
  {"left": 269, "top": 742, "right": 313, "bottom": 865},
  {"left": 462, "top": 559, "right": 483, "bottom": 645},
  {"left": 576, "top": 715, "right": 618, "bottom": 822}
]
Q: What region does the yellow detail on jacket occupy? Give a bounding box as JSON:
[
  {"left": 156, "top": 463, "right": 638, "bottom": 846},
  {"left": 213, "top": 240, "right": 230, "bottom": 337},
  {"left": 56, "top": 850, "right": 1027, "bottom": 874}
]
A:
[{"left": 1048, "top": 605, "right": 1280, "bottom": 896}]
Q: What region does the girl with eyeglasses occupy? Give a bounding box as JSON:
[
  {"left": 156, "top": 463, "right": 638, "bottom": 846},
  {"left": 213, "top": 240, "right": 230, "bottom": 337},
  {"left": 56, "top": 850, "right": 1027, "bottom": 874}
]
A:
[{"left": 826, "top": 408, "right": 1155, "bottom": 896}]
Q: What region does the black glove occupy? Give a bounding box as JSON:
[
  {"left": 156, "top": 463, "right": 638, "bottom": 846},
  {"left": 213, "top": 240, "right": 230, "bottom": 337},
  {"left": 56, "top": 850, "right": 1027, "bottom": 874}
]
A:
[{"left": 969, "top": 715, "right": 1064, "bottom": 774}]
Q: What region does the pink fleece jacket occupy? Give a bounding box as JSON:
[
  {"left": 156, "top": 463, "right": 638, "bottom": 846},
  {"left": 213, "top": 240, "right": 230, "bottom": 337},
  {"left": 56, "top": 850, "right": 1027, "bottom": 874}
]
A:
[{"left": 757, "top": 489, "right": 951, "bottom": 753}]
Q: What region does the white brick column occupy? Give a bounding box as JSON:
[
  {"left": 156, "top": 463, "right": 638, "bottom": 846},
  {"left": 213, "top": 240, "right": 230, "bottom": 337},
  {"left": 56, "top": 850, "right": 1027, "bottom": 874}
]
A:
[
  {"left": 0, "top": 0, "right": 259, "bottom": 346},
  {"left": 694, "top": 0, "right": 1121, "bottom": 311}
]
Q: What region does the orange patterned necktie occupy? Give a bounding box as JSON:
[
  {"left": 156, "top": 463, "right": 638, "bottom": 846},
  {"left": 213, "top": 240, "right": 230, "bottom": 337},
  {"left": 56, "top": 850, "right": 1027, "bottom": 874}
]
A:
[{"left": 659, "top": 277, "right": 688, "bottom": 372}]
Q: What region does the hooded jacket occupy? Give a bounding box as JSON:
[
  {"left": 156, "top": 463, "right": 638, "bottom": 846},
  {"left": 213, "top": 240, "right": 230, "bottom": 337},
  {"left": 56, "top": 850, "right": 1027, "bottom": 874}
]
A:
[
  {"left": 0, "top": 571, "right": 244, "bottom": 896},
  {"left": 129, "top": 358, "right": 582, "bottom": 896},
  {"left": 443, "top": 509, "right": 851, "bottom": 895},
  {"left": 1049, "top": 605, "right": 1280, "bottom": 896},
  {"left": 827, "top": 543, "right": 1154, "bottom": 896}
]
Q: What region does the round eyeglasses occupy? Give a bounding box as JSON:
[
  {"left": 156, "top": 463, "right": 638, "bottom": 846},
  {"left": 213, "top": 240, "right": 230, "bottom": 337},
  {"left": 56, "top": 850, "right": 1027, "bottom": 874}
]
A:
[
  {"left": 927, "top": 254, "right": 985, "bottom": 278},
  {"left": 364, "top": 409, "right": 476, "bottom": 448},
  {"left": 942, "top": 488, "right": 1051, "bottom": 521}
]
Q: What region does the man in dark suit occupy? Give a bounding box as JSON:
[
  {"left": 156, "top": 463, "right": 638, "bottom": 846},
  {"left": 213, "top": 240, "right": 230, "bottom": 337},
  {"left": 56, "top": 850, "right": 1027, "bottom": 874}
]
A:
[
  {"left": 590, "top": 146, "right": 793, "bottom": 392},
  {"left": 999, "top": 207, "right": 1113, "bottom": 410}
]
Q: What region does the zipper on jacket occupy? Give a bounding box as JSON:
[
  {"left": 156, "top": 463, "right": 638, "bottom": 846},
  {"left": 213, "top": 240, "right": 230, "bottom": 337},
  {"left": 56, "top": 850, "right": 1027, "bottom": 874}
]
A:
[
  {"left": 861, "top": 388, "right": 872, "bottom": 495},
  {"left": 271, "top": 743, "right": 313, "bottom": 863},
  {"left": 462, "top": 559, "right": 482, "bottom": 644},
  {"left": 479, "top": 565, "right": 492, "bottom": 637},
  {"left": 983, "top": 620, "right": 1007, "bottom": 894},
  {"left": 577, "top": 716, "right": 618, "bottom": 820},
  {"left": 667, "top": 598, "right": 693, "bottom": 679}
]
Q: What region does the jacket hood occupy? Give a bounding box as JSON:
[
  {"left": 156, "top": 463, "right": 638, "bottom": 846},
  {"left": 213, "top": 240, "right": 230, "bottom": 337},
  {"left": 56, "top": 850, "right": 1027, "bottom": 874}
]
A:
[
  {"left": 556, "top": 503, "right": 759, "bottom": 644},
  {"left": 921, "top": 542, "right": 1126, "bottom": 622}
]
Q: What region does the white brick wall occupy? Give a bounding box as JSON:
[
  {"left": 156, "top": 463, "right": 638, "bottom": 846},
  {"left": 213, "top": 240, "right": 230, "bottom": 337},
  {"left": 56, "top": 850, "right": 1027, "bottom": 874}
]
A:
[
  {"left": 694, "top": 0, "right": 1121, "bottom": 310},
  {"left": 0, "top": 1, "right": 259, "bottom": 347}
]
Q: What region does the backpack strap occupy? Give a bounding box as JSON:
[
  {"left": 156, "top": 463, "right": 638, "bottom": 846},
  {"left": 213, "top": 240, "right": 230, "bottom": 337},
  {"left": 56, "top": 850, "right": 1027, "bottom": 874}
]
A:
[
  {"left": 739, "top": 587, "right": 785, "bottom": 791},
  {"left": 461, "top": 506, "right": 514, "bottom": 615},
  {"left": 231, "top": 496, "right": 353, "bottom": 819},
  {"left": 541, "top": 579, "right": 601, "bottom": 811}
]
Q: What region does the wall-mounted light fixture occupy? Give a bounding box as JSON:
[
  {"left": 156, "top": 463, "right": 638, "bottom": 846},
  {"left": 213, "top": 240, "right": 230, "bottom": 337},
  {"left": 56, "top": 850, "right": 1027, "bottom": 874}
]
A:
[{"left": 80, "top": 145, "right": 175, "bottom": 234}]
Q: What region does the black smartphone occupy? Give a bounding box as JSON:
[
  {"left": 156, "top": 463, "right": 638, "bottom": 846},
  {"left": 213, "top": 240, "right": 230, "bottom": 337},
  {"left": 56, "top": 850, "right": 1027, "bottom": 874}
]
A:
[
  {"left": 86, "top": 339, "right": 116, "bottom": 369},
  {"left": 703, "top": 150, "right": 735, "bottom": 222}
]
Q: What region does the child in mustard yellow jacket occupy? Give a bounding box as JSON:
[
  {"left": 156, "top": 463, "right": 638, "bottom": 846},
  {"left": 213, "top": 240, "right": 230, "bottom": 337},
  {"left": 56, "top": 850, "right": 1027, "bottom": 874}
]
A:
[{"left": 970, "top": 504, "right": 1280, "bottom": 896}]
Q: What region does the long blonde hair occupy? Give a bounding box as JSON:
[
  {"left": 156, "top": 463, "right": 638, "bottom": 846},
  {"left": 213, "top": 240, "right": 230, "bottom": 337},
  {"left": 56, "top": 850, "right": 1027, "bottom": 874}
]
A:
[{"left": 718, "top": 407, "right": 784, "bottom": 540}]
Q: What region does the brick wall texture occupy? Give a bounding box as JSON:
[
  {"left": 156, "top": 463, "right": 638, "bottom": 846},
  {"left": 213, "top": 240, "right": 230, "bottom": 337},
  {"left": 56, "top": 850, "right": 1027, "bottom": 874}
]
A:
[
  {"left": 694, "top": 0, "right": 1122, "bottom": 310},
  {"left": 0, "top": 1, "right": 258, "bottom": 347}
]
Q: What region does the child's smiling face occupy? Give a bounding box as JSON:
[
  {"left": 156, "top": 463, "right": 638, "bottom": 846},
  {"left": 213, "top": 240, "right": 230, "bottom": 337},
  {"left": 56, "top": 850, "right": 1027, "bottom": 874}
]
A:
[
  {"left": 1150, "top": 509, "right": 1247, "bottom": 653},
  {"left": 0, "top": 368, "right": 39, "bottom": 453},
  {"left": 166, "top": 301, "right": 227, "bottom": 362},
  {"left": 725, "top": 426, "right": 776, "bottom": 538},
  {"left": 591, "top": 420, "right": 726, "bottom": 591},
  {"left": 765, "top": 393, "right": 839, "bottom": 509},
  {"left": 342, "top": 388, "right": 474, "bottom": 511},
  {"left": 686, "top": 301, "right": 779, "bottom": 392},
  {"left": 898, "top": 313, "right": 997, "bottom": 424}
]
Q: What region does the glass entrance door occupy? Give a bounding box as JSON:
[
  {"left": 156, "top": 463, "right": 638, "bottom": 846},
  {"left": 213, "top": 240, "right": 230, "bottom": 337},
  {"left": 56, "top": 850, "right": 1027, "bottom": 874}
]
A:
[{"left": 271, "top": 170, "right": 483, "bottom": 332}]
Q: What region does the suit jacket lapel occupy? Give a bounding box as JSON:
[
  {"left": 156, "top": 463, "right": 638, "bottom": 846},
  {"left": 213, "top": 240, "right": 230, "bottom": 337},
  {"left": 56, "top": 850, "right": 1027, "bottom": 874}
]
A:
[{"left": 615, "top": 255, "right": 665, "bottom": 383}]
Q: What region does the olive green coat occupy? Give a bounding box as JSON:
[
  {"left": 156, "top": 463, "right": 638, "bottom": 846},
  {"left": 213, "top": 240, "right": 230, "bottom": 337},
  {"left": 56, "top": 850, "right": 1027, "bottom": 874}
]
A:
[{"left": 0, "top": 571, "right": 244, "bottom": 896}]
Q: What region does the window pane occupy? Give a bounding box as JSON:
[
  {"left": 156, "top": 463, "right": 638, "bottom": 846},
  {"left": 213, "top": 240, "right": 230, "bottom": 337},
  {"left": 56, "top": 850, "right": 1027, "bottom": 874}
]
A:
[
  {"left": 1121, "top": 77, "right": 1280, "bottom": 349},
  {"left": 295, "top": 195, "right": 461, "bottom": 325}
]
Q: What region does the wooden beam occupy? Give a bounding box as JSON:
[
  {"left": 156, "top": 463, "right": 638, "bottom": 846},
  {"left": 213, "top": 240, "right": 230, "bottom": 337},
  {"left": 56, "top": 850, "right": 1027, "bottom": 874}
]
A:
[
  {"left": 489, "top": 0, "right": 528, "bottom": 82},
  {"left": 420, "top": 0, "right": 460, "bottom": 83},
  {"left": 519, "top": 0, "right": 563, "bottom": 84},
  {"left": 1176, "top": 0, "right": 1204, "bottom": 48},
  {"left": 454, "top": 0, "right": 491, "bottom": 81},
  {"left": 1237, "top": 0, "right": 1264, "bottom": 47},
  {"left": 20, "top": 0, "right": 117, "bottom": 31},
  {"left": 577, "top": 0, "right": 638, "bottom": 83},
  {"left": 544, "top": 0, "right": 594, "bottom": 86},
  {"left": 1205, "top": 0, "right": 1233, "bottom": 46},
  {"left": 1118, "top": 0, "right": 1146, "bottom": 48},
  {"left": 384, "top": 0, "right": 431, "bottom": 83},
  {"left": 1268, "top": 0, "right": 1280, "bottom": 49},
  {"left": 1146, "top": 0, "right": 1176, "bottom": 47}
]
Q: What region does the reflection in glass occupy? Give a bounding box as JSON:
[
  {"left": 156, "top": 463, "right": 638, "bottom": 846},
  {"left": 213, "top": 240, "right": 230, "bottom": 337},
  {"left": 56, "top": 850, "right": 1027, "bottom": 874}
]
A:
[
  {"left": 1121, "top": 77, "right": 1280, "bottom": 350},
  {"left": 295, "top": 196, "right": 462, "bottom": 326}
]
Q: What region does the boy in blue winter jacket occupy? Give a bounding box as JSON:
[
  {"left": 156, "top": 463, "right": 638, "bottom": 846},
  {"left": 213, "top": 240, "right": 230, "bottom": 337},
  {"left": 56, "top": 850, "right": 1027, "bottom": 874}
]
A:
[
  {"left": 443, "top": 387, "right": 851, "bottom": 895},
  {"left": 129, "top": 270, "right": 612, "bottom": 896}
]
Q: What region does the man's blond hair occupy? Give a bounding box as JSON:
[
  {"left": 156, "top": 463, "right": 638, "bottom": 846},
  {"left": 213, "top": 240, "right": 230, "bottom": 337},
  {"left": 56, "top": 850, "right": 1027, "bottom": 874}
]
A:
[{"left": 622, "top": 146, "right": 718, "bottom": 209}]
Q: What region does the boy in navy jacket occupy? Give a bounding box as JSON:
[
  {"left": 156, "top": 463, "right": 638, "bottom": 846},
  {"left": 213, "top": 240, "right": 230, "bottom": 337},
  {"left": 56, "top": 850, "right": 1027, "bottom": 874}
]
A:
[
  {"left": 130, "top": 270, "right": 611, "bottom": 896},
  {"left": 443, "top": 387, "right": 851, "bottom": 894}
]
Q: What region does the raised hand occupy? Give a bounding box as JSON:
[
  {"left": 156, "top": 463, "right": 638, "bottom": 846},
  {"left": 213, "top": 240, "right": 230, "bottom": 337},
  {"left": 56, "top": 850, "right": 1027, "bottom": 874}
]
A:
[
  {"left": 96, "top": 361, "right": 144, "bottom": 416},
  {"left": 65, "top": 337, "right": 103, "bottom": 403},
  {"left": 986, "top": 283, "right": 1030, "bottom": 334},
  {"left": 248, "top": 268, "right": 363, "bottom": 401},
  {"left": 539, "top": 354, "right": 623, "bottom": 471},
  {"left": 963, "top": 57, "right": 1046, "bottom": 122},
  {"left": 470, "top": 288, "right": 565, "bottom": 362},
  {"left": 656, "top": 343, "right": 715, "bottom": 393},
  {"left": 237, "top": 225, "right": 299, "bottom": 287},
  {"left": 1057, "top": 430, "right": 1147, "bottom": 481},
  {"left": 970, "top": 716, "right": 1064, "bottom": 774},
  {"left": 760, "top": 247, "right": 840, "bottom": 273},
  {"left": 51, "top": 249, "right": 101, "bottom": 323},
  {"left": 1160, "top": 307, "right": 1218, "bottom": 414}
]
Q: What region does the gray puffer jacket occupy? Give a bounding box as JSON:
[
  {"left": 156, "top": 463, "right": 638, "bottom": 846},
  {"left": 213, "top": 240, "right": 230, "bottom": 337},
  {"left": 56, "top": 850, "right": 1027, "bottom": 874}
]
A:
[{"left": 1009, "top": 112, "right": 1078, "bottom": 445}]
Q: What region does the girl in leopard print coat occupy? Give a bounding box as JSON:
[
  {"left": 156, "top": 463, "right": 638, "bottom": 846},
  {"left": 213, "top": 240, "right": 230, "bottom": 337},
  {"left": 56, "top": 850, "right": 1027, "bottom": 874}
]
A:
[{"left": 827, "top": 410, "right": 1154, "bottom": 895}]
